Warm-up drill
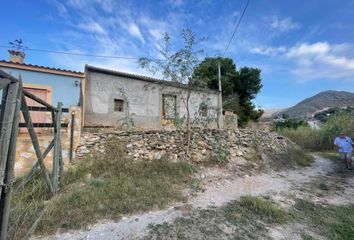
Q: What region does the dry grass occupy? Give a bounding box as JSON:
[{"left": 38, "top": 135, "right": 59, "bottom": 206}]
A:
[
  {"left": 225, "top": 196, "right": 288, "bottom": 223},
  {"left": 10, "top": 137, "right": 196, "bottom": 237},
  {"left": 145, "top": 196, "right": 289, "bottom": 239},
  {"left": 294, "top": 199, "right": 354, "bottom": 240}
]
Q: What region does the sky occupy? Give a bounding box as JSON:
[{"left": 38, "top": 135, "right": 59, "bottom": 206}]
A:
[{"left": 1, "top": 0, "right": 354, "bottom": 109}]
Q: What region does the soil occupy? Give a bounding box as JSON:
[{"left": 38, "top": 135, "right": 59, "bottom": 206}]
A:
[{"left": 35, "top": 155, "right": 354, "bottom": 240}]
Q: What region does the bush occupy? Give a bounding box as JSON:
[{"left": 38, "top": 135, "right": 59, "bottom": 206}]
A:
[
  {"left": 273, "top": 118, "right": 308, "bottom": 130},
  {"left": 277, "top": 112, "right": 354, "bottom": 151},
  {"left": 211, "top": 132, "right": 230, "bottom": 164},
  {"left": 278, "top": 127, "right": 328, "bottom": 151}
]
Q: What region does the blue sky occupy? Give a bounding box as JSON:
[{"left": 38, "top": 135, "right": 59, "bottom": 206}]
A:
[{"left": 1, "top": 0, "right": 354, "bottom": 109}]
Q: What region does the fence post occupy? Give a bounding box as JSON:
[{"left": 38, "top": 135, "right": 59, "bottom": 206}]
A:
[
  {"left": 69, "top": 112, "right": 75, "bottom": 163},
  {"left": 52, "top": 102, "right": 62, "bottom": 193},
  {"left": 0, "top": 81, "right": 21, "bottom": 240},
  {"left": 21, "top": 95, "right": 54, "bottom": 195}
]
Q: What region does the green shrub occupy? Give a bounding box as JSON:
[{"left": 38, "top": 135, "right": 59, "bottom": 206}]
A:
[
  {"left": 273, "top": 118, "right": 308, "bottom": 130},
  {"left": 211, "top": 133, "right": 230, "bottom": 164},
  {"left": 277, "top": 112, "right": 354, "bottom": 151},
  {"left": 278, "top": 127, "right": 327, "bottom": 151}
]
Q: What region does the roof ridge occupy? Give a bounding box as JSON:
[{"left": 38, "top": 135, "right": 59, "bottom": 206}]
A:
[
  {"left": 85, "top": 64, "right": 167, "bottom": 83},
  {"left": 85, "top": 64, "right": 219, "bottom": 94},
  {"left": 0, "top": 60, "right": 84, "bottom": 75}
]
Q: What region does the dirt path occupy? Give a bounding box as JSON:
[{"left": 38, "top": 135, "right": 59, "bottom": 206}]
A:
[{"left": 39, "top": 156, "right": 336, "bottom": 240}]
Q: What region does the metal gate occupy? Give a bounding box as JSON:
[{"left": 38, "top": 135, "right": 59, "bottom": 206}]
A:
[{"left": 0, "top": 70, "right": 63, "bottom": 240}]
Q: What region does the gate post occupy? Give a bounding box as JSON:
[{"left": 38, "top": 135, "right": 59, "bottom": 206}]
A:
[
  {"left": 0, "top": 80, "right": 21, "bottom": 240},
  {"left": 52, "top": 102, "right": 62, "bottom": 193}
]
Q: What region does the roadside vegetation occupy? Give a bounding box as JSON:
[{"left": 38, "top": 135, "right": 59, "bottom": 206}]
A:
[
  {"left": 145, "top": 195, "right": 354, "bottom": 240},
  {"left": 10, "top": 137, "right": 195, "bottom": 237},
  {"left": 294, "top": 199, "right": 354, "bottom": 240},
  {"left": 145, "top": 152, "right": 354, "bottom": 240},
  {"left": 275, "top": 112, "right": 354, "bottom": 151},
  {"left": 145, "top": 196, "right": 288, "bottom": 240}
]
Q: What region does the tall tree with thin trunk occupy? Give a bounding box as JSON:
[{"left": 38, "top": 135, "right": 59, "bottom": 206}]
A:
[{"left": 139, "top": 29, "right": 203, "bottom": 156}]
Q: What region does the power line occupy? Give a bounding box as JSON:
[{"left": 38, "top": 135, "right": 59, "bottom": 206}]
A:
[
  {"left": 222, "top": 0, "right": 250, "bottom": 56},
  {"left": 0, "top": 45, "right": 208, "bottom": 64},
  {"left": 0, "top": 45, "right": 143, "bottom": 60}
]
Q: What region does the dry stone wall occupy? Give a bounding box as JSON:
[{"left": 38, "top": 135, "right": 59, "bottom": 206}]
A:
[{"left": 76, "top": 129, "right": 290, "bottom": 163}]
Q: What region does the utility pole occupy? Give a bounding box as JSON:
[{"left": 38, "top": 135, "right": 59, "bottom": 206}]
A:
[{"left": 217, "top": 62, "right": 224, "bottom": 129}]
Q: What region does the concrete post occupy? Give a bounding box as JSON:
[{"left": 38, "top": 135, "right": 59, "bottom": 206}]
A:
[{"left": 217, "top": 62, "right": 224, "bottom": 129}]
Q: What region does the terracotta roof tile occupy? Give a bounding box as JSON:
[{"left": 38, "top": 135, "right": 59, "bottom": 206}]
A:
[{"left": 0, "top": 60, "right": 84, "bottom": 75}]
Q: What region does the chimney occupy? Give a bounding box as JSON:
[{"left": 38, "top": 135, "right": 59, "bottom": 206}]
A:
[{"left": 8, "top": 50, "right": 25, "bottom": 63}]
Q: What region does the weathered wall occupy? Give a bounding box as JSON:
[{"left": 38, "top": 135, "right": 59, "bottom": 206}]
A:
[
  {"left": 84, "top": 70, "right": 219, "bottom": 129},
  {"left": 76, "top": 129, "right": 290, "bottom": 164},
  {"left": 14, "top": 107, "right": 82, "bottom": 176}
]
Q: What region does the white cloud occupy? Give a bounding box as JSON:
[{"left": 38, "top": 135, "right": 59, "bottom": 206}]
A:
[
  {"left": 78, "top": 21, "right": 106, "bottom": 34},
  {"left": 250, "top": 42, "right": 354, "bottom": 81},
  {"left": 124, "top": 22, "right": 145, "bottom": 43},
  {"left": 286, "top": 42, "right": 329, "bottom": 58},
  {"left": 286, "top": 42, "right": 354, "bottom": 81},
  {"left": 52, "top": 0, "right": 70, "bottom": 19},
  {"left": 270, "top": 16, "right": 300, "bottom": 32},
  {"left": 47, "top": 0, "right": 190, "bottom": 76},
  {"left": 168, "top": 0, "right": 183, "bottom": 8},
  {"left": 250, "top": 46, "right": 287, "bottom": 56}
]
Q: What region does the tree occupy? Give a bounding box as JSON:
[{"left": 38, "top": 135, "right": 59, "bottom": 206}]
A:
[
  {"left": 193, "top": 57, "right": 236, "bottom": 96},
  {"left": 139, "top": 29, "right": 204, "bottom": 155},
  {"left": 193, "top": 57, "right": 263, "bottom": 126}
]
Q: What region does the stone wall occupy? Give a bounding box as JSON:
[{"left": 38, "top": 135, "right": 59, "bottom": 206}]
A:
[
  {"left": 14, "top": 106, "right": 82, "bottom": 176},
  {"left": 76, "top": 129, "right": 290, "bottom": 163}
]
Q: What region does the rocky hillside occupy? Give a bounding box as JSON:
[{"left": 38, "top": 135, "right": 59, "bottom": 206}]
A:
[{"left": 274, "top": 90, "right": 354, "bottom": 119}]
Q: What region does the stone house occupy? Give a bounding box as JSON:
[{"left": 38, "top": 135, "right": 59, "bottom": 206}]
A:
[{"left": 83, "top": 65, "right": 221, "bottom": 130}]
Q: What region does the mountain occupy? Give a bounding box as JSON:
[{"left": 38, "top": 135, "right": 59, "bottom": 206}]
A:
[{"left": 274, "top": 90, "right": 354, "bottom": 119}]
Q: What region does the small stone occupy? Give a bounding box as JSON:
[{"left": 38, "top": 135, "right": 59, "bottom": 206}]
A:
[
  {"left": 154, "top": 152, "right": 162, "bottom": 160},
  {"left": 80, "top": 149, "right": 90, "bottom": 154}
]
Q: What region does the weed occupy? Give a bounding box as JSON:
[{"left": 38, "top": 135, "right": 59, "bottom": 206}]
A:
[
  {"left": 8, "top": 172, "right": 49, "bottom": 240},
  {"left": 301, "top": 233, "right": 316, "bottom": 240},
  {"left": 189, "top": 178, "right": 204, "bottom": 192},
  {"left": 317, "top": 151, "right": 340, "bottom": 162},
  {"left": 211, "top": 132, "right": 230, "bottom": 164},
  {"left": 268, "top": 146, "right": 314, "bottom": 170},
  {"left": 318, "top": 182, "right": 329, "bottom": 191},
  {"left": 226, "top": 196, "right": 289, "bottom": 224},
  {"left": 277, "top": 111, "right": 354, "bottom": 151},
  {"left": 145, "top": 196, "right": 288, "bottom": 239},
  {"left": 293, "top": 199, "right": 354, "bottom": 240},
  {"left": 12, "top": 137, "right": 195, "bottom": 235}
]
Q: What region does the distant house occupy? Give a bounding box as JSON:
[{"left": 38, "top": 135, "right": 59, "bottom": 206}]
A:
[
  {"left": 0, "top": 50, "right": 84, "bottom": 132},
  {"left": 0, "top": 50, "right": 84, "bottom": 108},
  {"left": 0, "top": 50, "right": 84, "bottom": 174},
  {"left": 83, "top": 65, "right": 220, "bottom": 129}
]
